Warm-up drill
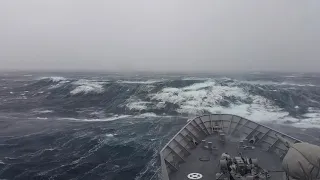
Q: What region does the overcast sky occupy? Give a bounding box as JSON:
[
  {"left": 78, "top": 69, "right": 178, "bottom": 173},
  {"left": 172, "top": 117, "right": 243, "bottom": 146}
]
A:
[{"left": 1, "top": 0, "right": 319, "bottom": 72}]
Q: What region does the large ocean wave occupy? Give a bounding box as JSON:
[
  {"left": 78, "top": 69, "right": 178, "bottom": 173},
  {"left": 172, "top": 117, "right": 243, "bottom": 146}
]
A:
[
  {"left": 1, "top": 74, "right": 320, "bottom": 126},
  {"left": 12, "top": 74, "right": 319, "bottom": 127}
]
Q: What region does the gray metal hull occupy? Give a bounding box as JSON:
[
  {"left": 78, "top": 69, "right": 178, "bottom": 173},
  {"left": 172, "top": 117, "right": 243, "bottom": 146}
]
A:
[{"left": 160, "top": 114, "right": 301, "bottom": 180}]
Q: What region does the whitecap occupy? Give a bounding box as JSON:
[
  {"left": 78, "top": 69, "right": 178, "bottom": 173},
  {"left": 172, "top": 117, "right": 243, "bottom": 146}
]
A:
[
  {"left": 59, "top": 115, "right": 131, "bottom": 122},
  {"left": 71, "top": 85, "right": 103, "bottom": 95},
  {"left": 152, "top": 80, "right": 247, "bottom": 111},
  {"left": 89, "top": 111, "right": 104, "bottom": 116},
  {"left": 182, "top": 80, "right": 216, "bottom": 90},
  {"left": 49, "top": 80, "right": 69, "bottom": 89},
  {"left": 36, "top": 117, "right": 48, "bottom": 120},
  {"left": 117, "top": 80, "right": 163, "bottom": 84},
  {"left": 70, "top": 79, "right": 107, "bottom": 95},
  {"left": 42, "top": 148, "right": 55, "bottom": 152},
  {"left": 126, "top": 101, "right": 151, "bottom": 111},
  {"left": 133, "top": 113, "right": 172, "bottom": 118},
  {"left": 182, "top": 77, "right": 211, "bottom": 81},
  {"left": 106, "top": 134, "right": 115, "bottom": 137},
  {"left": 304, "top": 108, "right": 320, "bottom": 119},
  {"left": 135, "top": 113, "right": 158, "bottom": 118},
  {"left": 292, "top": 121, "right": 320, "bottom": 129},
  {"left": 151, "top": 80, "right": 304, "bottom": 124},
  {"left": 155, "top": 102, "right": 166, "bottom": 109},
  {"left": 34, "top": 110, "right": 54, "bottom": 114},
  {"left": 240, "top": 80, "right": 316, "bottom": 87},
  {"left": 39, "top": 76, "right": 66, "bottom": 82},
  {"left": 58, "top": 113, "right": 171, "bottom": 122}
]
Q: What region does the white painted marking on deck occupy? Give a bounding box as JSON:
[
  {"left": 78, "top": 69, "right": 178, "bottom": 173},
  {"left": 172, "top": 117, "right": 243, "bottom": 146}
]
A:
[{"left": 187, "top": 173, "right": 203, "bottom": 179}]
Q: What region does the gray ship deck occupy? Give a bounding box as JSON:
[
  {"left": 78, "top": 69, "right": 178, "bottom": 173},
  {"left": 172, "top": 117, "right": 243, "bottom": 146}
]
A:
[
  {"left": 170, "top": 134, "right": 284, "bottom": 180},
  {"left": 160, "top": 114, "right": 301, "bottom": 180}
]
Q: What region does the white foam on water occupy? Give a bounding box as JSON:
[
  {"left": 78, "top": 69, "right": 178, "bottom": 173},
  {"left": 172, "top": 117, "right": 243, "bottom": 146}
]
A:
[
  {"left": 155, "top": 102, "right": 166, "bottom": 109},
  {"left": 36, "top": 117, "right": 48, "bottom": 120},
  {"left": 39, "top": 76, "right": 67, "bottom": 82},
  {"left": 37, "top": 76, "right": 69, "bottom": 89},
  {"left": 152, "top": 81, "right": 247, "bottom": 109},
  {"left": 240, "top": 80, "right": 316, "bottom": 87},
  {"left": 135, "top": 113, "right": 158, "bottom": 118},
  {"left": 292, "top": 121, "right": 320, "bottom": 129},
  {"left": 57, "top": 113, "right": 171, "bottom": 123},
  {"left": 151, "top": 80, "right": 312, "bottom": 125},
  {"left": 73, "top": 79, "right": 108, "bottom": 86},
  {"left": 126, "top": 101, "right": 151, "bottom": 111},
  {"left": 136, "top": 113, "right": 173, "bottom": 118},
  {"left": 34, "top": 110, "right": 54, "bottom": 114},
  {"left": 182, "top": 81, "right": 217, "bottom": 90},
  {"left": 291, "top": 110, "right": 320, "bottom": 128},
  {"left": 49, "top": 81, "right": 69, "bottom": 89},
  {"left": 280, "top": 82, "right": 315, "bottom": 87},
  {"left": 117, "top": 80, "right": 164, "bottom": 84},
  {"left": 70, "top": 79, "right": 107, "bottom": 95},
  {"left": 106, "top": 134, "right": 115, "bottom": 137},
  {"left": 59, "top": 115, "right": 131, "bottom": 122},
  {"left": 292, "top": 108, "right": 320, "bottom": 128},
  {"left": 182, "top": 77, "right": 211, "bottom": 81}
]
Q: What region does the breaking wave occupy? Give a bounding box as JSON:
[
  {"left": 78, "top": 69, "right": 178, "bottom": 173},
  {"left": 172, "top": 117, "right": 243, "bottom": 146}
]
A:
[
  {"left": 70, "top": 79, "right": 108, "bottom": 95},
  {"left": 150, "top": 80, "right": 292, "bottom": 123},
  {"left": 2, "top": 75, "right": 319, "bottom": 127},
  {"left": 39, "top": 76, "right": 67, "bottom": 82}
]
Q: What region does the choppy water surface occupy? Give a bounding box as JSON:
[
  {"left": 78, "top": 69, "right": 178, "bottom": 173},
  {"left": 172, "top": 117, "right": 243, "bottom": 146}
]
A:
[{"left": 1, "top": 72, "right": 320, "bottom": 179}]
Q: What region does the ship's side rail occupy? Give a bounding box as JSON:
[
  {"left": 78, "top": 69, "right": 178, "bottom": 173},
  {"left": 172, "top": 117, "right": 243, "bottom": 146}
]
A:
[{"left": 159, "top": 114, "right": 301, "bottom": 180}]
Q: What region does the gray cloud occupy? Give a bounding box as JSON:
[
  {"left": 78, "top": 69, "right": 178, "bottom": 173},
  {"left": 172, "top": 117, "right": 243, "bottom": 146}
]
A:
[{"left": 1, "top": 0, "right": 320, "bottom": 72}]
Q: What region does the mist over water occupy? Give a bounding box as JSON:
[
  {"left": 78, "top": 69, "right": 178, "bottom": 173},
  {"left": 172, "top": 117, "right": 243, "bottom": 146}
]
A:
[{"left": 0, "top": 72, "right": 320, "bottom": 180}]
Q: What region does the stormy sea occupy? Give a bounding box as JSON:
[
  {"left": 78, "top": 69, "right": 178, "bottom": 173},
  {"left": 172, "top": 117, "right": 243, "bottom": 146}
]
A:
[{"left": 1, "top": 71, "right": 320, "bottom": 180}]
